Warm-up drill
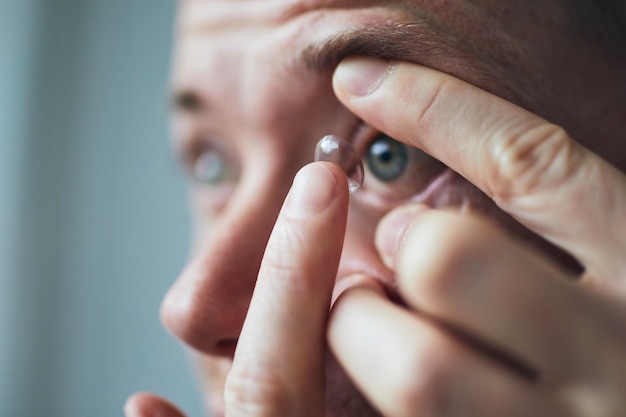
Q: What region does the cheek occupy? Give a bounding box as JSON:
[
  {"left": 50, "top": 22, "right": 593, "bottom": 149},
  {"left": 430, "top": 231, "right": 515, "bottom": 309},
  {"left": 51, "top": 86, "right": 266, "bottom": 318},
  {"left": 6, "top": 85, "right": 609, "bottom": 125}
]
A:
[{"left": 338, "top": 201, "right": 396, "bottom": 286}]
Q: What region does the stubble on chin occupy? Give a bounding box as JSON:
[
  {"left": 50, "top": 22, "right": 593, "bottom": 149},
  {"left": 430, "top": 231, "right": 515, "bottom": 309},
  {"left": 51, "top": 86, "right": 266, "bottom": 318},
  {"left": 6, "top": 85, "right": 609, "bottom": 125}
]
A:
[{"left": 324, "top": 350, "right": 383, "bottom": 417}]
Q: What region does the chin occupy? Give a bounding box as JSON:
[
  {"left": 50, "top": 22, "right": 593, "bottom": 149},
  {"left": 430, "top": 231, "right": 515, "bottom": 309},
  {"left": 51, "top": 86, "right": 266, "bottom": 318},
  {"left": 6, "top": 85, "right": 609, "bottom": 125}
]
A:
[{"left": 196, "top": 350, "right": 382, "bottom": 417}]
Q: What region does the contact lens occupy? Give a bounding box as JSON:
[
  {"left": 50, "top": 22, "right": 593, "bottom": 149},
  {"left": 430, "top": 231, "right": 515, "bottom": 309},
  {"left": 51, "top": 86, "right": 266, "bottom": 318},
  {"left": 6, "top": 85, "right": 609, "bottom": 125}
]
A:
[{"left": 314, "top": 135, "right": 364, "bottom": 193}]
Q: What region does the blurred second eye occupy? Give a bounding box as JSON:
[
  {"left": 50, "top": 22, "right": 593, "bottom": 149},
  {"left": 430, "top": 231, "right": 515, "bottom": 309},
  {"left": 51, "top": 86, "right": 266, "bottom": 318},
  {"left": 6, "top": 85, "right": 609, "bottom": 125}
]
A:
[
  {"left": 194, "top": 150, "right": 226, "bottom": 184},
  {"left": 184, "top": 143, "right": 240, "bottom": 214}
]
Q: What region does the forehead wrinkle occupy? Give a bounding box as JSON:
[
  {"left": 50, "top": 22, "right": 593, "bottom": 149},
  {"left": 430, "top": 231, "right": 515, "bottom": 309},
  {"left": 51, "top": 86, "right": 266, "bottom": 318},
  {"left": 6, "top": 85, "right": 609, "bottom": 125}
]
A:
[
  {"left": 178, "top": 1, "right": 415, "bottom": 36},
  {"left": 177, "top": 2, "right": 276, "bottom": 35},
  {"left": 177, "top": 0, "right": 356, "bottom": 35}
]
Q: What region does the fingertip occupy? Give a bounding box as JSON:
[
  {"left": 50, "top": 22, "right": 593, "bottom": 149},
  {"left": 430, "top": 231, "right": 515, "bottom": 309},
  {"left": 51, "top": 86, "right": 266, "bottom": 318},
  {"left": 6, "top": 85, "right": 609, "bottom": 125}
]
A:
[
  {"left": 328, "top": 274, "right": 388, "bottom": 346},
  {"left": 124, "top": 392, "right": 186, "bottom": 417},
  {"left": 331, "top": 274, "right": 385, "bottom": 307},
  {"left": 286, "top": 162, "right": 347, "bottom": 217},
  {"left": 394, "top": 210, "right": 468, "bottom": 295},
  {"left": 314, "top": 160, "right": 349, "bottom": 192},
  {"left": 375, "top": 204, "right": 431, "bottom": 269}
]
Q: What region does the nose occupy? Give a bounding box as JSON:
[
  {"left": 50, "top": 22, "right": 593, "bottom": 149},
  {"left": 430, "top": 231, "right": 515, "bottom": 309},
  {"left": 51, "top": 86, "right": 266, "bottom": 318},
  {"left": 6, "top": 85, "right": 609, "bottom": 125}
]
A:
[
  {"left": 160, "top": 183, "right": 286, "bottom": 357},
  {"left": 161, "top": 166, "right": 393, "bottom": 357}
]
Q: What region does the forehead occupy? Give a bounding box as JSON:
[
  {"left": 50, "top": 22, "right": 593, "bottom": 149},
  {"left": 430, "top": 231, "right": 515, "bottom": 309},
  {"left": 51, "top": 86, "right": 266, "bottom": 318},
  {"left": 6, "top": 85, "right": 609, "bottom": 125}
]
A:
[
  {"left": 172, "top": 1, "right": 426, "bottom": 101},
  {"left": 172, "top": 0, "right": 467, "bottom": 84},
  {"left": 176, "top": 0, "right": 380, "bottom": 28},
  {"left": 171, "top": 0, "right": 571, "bottom": 120}
]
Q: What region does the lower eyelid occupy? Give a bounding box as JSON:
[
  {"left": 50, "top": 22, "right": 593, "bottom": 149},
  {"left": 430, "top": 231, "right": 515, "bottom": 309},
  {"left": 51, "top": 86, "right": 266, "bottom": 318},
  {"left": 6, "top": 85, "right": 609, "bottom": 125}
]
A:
[
  {"left": 192, "top": 182, "right": 237, "bottom": 215},
  {"left": 351, "top": 185, "right": 412, "bottom": 213}
]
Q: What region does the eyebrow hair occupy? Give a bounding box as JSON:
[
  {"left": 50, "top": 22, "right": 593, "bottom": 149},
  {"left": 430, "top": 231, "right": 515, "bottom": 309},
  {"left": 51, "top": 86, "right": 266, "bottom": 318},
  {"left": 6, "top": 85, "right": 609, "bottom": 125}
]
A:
[
  {"left": 173, "top": 89, "right": 204, "bottom": 113},
  {"left": 298, "top": 21, "right": 458, "bottom": 74},
  {"left": 297, "top": 22, "right": 525, "bottom": 109}
]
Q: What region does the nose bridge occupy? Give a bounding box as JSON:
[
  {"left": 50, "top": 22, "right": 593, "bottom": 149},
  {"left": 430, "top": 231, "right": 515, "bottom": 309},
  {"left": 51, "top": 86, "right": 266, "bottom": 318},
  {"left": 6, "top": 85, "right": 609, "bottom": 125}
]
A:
[{"left": 161, "top": 169, "right": 291, "bottom": 356}]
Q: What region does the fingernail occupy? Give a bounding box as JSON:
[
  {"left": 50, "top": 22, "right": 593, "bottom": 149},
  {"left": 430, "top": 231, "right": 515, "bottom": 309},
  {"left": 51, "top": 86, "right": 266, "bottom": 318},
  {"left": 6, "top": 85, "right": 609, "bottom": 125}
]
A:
[
  {"left": 375, "top": 204, "right": 429, "bottom": 269},
  {"left": 333, "top": 57, "right": 392, "bottom": 97},
  {"left": 287, "top": 163, "right": 337, "bottom": 216}
]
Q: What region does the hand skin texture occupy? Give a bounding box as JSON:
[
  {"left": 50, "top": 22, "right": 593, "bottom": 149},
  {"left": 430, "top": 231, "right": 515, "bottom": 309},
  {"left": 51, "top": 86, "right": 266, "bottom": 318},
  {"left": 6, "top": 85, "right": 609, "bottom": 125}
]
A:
[{"left": 126, "top": 58, "right": 626, "bottom": 417}]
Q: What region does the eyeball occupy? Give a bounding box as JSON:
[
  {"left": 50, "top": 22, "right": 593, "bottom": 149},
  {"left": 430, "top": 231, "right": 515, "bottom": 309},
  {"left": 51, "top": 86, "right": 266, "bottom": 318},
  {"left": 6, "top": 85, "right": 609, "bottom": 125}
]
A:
[
  {"left": 193, "top": 149, "right": 226, "bottom": 184},
  {"left": 314, "top": 135, "right": 364, "bottom": 193},
  {"left": 366, "top": 134, "right": 408, "bottom": 182}
]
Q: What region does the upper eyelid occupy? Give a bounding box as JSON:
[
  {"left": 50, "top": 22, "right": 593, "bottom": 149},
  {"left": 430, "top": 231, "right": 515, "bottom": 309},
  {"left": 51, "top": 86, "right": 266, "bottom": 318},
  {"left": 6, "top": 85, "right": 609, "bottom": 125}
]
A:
[{"left": 349, "top": 122, "right": 380, "bottom": 155}]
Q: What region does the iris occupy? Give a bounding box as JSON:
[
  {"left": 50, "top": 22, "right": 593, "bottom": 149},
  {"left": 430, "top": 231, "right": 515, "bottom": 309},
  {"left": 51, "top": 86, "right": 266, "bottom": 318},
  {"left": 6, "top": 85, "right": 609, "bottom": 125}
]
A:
[{"left": 366, "top": 135, "right": 408, "bottom": 182}]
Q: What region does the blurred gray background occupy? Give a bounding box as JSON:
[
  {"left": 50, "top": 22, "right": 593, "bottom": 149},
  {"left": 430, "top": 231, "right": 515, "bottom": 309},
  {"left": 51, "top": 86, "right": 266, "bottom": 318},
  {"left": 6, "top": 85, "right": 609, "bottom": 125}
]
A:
[{"left": 1, "top": 0, "right": 204, "bottom": 416}]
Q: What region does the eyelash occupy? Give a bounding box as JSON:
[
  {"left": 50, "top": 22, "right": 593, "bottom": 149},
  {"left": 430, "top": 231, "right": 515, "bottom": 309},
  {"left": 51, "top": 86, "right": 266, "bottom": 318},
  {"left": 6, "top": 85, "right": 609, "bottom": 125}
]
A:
[
  {"left": 349, "top": 121, "right": 378, "bottom": 156},
  {"left": 344, "top": 122, "right": 398, "bottom": 208},
  {"left": 346, "top": 121, "right": 447, "bottom": 211}
]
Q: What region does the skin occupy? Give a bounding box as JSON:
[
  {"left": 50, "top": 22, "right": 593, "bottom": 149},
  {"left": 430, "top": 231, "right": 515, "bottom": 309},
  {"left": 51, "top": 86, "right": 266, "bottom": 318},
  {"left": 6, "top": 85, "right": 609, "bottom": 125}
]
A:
[{"left": 126, "top": 1, "right": 626, "bottom": 416}]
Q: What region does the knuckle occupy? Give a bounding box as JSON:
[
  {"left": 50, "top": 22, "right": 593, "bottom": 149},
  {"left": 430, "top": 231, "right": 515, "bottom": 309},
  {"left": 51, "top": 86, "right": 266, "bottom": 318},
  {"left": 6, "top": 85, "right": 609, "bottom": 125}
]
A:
[
  {"left": 269, "top": 218, "right": 308, "bottom": 256},
  {"left": 224, "top": 360, "right": 290, "bottom": 416},
  {"left": 261, "top": 223, "right": 307, "bottom": 273},
  {"left": 487, "top": 122, "right": 577, "bottom": 205},
  {"left": 411, "top": 77, "right": 448, "bottom": 131}
]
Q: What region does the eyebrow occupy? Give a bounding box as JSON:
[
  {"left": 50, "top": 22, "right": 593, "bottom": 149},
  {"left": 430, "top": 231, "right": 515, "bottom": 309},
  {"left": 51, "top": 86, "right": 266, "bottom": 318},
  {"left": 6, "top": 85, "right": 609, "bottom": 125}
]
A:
[
  {"left": 297, "top": 22, "right": 523, "bottom": 108},
  {"left": 173, "top": 89, "right": 205, "bottom": 113},
  {"left": 298, "top": 21, "right": 456, "bottom": 74}
]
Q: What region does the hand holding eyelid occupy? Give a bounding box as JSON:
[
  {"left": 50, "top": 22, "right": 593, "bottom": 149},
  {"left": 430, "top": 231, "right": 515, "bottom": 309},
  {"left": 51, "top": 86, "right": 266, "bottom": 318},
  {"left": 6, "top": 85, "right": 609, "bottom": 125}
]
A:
[
  {"left": 327, "top": 56, "right": 626, "bottom": 417},
  {"left": 332, "top": 56, "right": 626, "bottom": 288}
]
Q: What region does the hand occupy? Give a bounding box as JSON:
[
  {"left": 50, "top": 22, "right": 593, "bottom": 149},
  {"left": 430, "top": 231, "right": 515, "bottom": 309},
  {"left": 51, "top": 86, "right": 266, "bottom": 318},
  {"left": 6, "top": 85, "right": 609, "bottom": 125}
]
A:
[
  {"left": 125, "top": 57, "right": 626, "bottom": 417},
  {"left": 125, "top": 161, "right": 350, "bottom": 417},
  {"left": 326, "top": 57, "right": 626, "bottom": 416}
]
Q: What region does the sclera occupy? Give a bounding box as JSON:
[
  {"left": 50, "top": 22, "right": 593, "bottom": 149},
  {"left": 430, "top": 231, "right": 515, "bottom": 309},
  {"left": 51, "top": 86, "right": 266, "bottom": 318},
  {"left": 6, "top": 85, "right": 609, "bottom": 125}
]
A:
[{"left": 314, "top": 135, "right": 364, "bottom": 193}]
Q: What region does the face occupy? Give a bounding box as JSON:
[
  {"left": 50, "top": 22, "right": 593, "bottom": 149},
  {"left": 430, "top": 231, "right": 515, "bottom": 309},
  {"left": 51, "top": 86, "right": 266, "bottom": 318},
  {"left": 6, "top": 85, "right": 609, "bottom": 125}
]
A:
[{"left": 161, "top": 1, "right": 625, "bottom": 416}]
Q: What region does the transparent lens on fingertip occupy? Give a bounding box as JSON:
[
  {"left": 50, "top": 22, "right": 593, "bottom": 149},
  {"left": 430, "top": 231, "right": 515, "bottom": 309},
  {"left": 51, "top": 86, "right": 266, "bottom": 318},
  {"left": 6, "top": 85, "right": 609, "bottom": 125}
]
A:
[{"left": 314, "top": 135, "right": 364, "bottom": 193}]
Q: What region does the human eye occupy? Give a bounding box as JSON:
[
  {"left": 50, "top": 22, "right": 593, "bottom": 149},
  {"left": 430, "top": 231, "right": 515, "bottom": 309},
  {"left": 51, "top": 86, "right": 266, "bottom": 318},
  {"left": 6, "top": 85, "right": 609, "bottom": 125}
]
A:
[
  {"left": 365, "top": 134, "right": 409, "bottom": 182},
  {"left": 352, "top": 125, "right": 446, "bottom": 206},
  {"left": 191, "top": 146, "right": 233, "bottom": 185},
  {"left": 178, "top": 135, "right": 240, "bottom": 212}
]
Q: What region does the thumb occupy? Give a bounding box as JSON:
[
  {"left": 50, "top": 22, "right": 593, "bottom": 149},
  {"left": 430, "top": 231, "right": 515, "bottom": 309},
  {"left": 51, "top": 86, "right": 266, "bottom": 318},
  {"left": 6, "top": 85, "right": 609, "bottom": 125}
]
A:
[
  {"left": 334, "top": 56, "right": 626, "bottom": 287},
  {"left": 125, "top": 392, "right": 186, "bottom": 417}
]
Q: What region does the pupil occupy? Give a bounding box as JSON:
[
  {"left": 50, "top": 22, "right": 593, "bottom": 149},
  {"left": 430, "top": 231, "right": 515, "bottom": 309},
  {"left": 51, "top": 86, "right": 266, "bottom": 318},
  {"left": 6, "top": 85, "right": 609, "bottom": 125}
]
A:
[
  {"left": 379, "top": 150, "right": 392, "bottom": 164},
  {"left": 366, "top": 135, "right": 408, "bottom": 182}
]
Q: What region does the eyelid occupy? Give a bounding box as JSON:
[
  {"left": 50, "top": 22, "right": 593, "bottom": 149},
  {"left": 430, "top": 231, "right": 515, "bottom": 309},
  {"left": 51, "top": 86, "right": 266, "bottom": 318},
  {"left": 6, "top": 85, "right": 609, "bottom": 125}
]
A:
[
  {"left": 349, "top": 121, "right": 382, "bottom": 155},
  {"left": 176, "top": 129, "right": 238, "bottom": 182}
]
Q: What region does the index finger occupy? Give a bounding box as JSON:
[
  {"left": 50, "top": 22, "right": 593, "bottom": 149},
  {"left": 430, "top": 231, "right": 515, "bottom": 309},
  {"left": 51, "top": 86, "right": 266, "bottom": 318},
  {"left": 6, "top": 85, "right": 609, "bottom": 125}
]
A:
[
  {"left": 333, "top": 57, "right": 626, "bottom": 282},
  {"left": 224, "top": 162, "right": 349, "bottom": 417}
]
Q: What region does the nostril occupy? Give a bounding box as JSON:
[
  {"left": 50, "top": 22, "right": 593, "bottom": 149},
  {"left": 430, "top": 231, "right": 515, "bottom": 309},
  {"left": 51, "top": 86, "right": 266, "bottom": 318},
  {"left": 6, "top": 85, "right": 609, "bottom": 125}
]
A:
[{"left": 215, "top": 339, "right": 238, "bottom": 358}]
